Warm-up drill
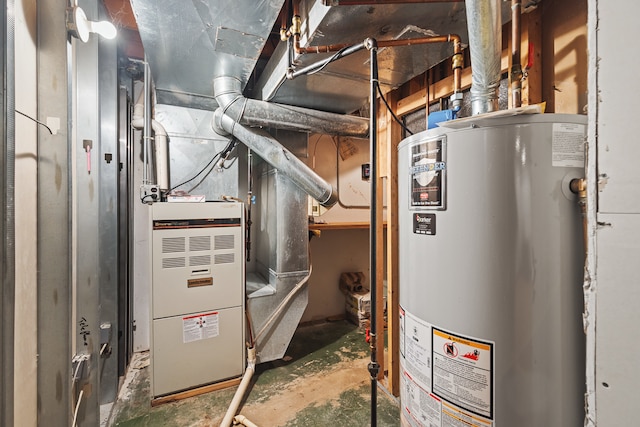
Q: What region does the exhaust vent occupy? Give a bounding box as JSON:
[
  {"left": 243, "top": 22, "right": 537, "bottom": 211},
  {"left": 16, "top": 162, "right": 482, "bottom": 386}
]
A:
[
  {"left": 162, "top": 257, "right": 186, "bottom": 269},
  {"left": 190, "top": 236, "right": 211, "bottom": 252},
  {"left": 215, "top": 253, "right": 235, "bottom": 265},
  {"left": 190, "top": 255, "right": 211, "bottom": 267},
  {"left": 215, "top": 235, "right": 234, "bottom": 250},
  {"left": 162, "top": 237, "right": 185, "bottom": 253}
]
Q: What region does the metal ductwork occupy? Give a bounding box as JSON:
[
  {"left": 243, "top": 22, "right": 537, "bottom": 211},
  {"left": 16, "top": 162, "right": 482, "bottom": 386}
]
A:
[
  {"left": 213, "top": 76, "right": 339, "bottom": 208},
  {"left": 214, "top": 77, "right": 368, "bottom": 138},
  {"left": 465, "top": 0, "right": 502, "bottom": 115}
]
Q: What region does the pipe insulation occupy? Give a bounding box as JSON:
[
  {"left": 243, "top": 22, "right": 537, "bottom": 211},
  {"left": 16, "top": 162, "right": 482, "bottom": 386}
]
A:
[
  {"left": 131, "top": 91, "right": 170, "bottom": 191},
  {"left": 465, "top": 0, "right": 502, "bottom": 115},
  {"left": 213, "top": 109, "right": 338, "bottom": 208},
  {"left": 213, "top": 76, "right": 369, "bottom": 138}
]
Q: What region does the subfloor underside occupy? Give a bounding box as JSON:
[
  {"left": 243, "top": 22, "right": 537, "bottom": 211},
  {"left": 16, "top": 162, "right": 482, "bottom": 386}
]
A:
[{"left": 108, "top": 320, "right": 399, "bottom": 426}]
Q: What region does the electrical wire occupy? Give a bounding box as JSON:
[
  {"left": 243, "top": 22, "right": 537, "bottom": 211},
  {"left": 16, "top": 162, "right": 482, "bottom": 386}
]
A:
[
  {"left": 168, "top": 138, "right": 236, "bottom": 194},
  {"left": 306, "top": 45, "right": 352, "bottom": 76},
  {"left": 375, "top": 81, "right": 413, "bottom": 136},
  {"left": 15, "top": 110, "right": 53, "bottom": 134},
  {"left": 72, "top": 389, "right": 84, "bottom": 427}
]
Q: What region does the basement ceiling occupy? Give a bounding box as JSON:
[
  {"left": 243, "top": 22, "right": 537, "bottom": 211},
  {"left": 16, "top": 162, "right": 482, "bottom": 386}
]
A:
[{"left": 126, "top": 0, "right": 512, "bottom": 114}]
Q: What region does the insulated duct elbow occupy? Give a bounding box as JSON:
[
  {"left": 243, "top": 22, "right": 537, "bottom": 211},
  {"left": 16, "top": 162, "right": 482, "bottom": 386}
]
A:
[
  {"left": 213, "top": 108, "right": 338, "bottom": 208},
  {"left": 465, "top": 0, "right": 502, "bottom": 115},
  {"left": 213, "top": 76, "right": 369, "bottom": 138}
]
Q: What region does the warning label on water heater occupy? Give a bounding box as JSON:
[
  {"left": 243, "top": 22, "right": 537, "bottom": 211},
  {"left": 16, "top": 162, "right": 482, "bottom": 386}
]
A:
[
  {"left": 182, "top": 311, "right": 219, "bottom": 343},
  {"left": 410, "top": 137, "right": 446, "bottom": 209},
  {"left": 552, "top": 123, "right": 586, "bottom": 168},
  {"left": 432, "top": 328, "right": 494, "bottom": 421}
]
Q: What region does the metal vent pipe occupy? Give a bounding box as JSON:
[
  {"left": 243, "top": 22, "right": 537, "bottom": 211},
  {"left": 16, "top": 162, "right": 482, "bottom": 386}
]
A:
[
  {"left": 213, "top": 76, "right": 368, "bottom": 138},
  {"left": 465, "top": 0, "right": 502, "bottom": 115},
  {"left": 213, "top": 109, "right": 337, "bottom": 207}
]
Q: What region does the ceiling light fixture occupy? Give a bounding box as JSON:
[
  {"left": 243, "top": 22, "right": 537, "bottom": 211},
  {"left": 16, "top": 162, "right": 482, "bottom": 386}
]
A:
[{"left": 67, "top": 6, "right": 117, "bottom": 43}]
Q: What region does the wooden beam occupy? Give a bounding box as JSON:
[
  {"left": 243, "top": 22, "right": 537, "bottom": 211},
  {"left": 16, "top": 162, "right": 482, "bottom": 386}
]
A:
[
  {"left": 522, "top": 7, "right": 543, "bottom": 106},
  {"left": 151, "top": 377, "right": 242, "bottom": 406},
  {"left": 384, "top": 90, "right": 401, "bottom": 396}
]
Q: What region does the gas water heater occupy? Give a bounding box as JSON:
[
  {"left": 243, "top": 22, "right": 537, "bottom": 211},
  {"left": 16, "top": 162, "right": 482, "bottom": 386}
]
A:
[{"left": 398, "top": 114, "right": 586, "bottom": 426}]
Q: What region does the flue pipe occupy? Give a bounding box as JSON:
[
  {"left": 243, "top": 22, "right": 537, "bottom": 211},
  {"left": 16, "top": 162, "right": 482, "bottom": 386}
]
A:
[
  {"left": 213, "top": 77, "right": 368, "bottom": 138},
  {"left": 465, "top": 0, "right": 502, "bottom": 115},
  {"left": 131, "top": 89, "right": 170, "bottom": 191},
  {"left": 212, "top": 108, "right": 338, "bottom": 208}
]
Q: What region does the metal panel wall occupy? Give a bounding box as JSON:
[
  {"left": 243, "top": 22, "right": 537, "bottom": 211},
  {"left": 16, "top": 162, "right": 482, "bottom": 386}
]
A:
[
  {"left": 98, "top": 12, "right": 119, "bottom": 404},
  {"left": 592, "top": 1, "right": 640, "bottom": 425},
  {"left": 37, "top": 0, "right": 72, "bottom": 424},
  {"left": 1, "top": 1, "right": 15, "bottom": 425}
]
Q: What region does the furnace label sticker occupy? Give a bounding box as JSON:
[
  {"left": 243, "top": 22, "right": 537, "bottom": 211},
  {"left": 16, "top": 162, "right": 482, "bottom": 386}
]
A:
[
  {"left": 552, "top": 122, "right": 586, "bottom": 168},
  {"left": 410, "top": 137, "right": 446, "bottom": 209},
  {"left": 432, "top": 327, "right": 494, "bottom": 422},
  {"left": 182, "top": 311, "right": 220, "bottom": 343}
]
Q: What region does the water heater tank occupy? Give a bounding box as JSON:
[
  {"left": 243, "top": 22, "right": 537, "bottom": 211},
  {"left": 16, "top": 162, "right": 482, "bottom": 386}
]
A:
[{"left": 397, "top": 114, "right": 586, "bottom": 427}]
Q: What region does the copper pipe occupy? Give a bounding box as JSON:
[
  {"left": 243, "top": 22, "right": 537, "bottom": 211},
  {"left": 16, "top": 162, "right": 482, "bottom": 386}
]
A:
[
  {"left": 292, "top": 31, "right": 463, "bottom": 95},
  {"left": 510, "top": 0, "right": 523, "bottom": 107},
  {"left": 570, "top": 178, "right": 588, "bottom": 257}
]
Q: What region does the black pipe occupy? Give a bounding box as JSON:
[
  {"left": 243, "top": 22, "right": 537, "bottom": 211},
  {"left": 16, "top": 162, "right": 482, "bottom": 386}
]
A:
[
  {"left": 367, "top": 39, "right": 380, "bottom": 427},
  {"left": 287, "top": 42, "right": 367, "bottom": 79}
]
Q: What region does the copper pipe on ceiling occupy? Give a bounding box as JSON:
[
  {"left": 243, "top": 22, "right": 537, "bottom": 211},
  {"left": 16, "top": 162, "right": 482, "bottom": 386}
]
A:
[{"left": 291, "top": 32, "right": 463, "bottom": 95}]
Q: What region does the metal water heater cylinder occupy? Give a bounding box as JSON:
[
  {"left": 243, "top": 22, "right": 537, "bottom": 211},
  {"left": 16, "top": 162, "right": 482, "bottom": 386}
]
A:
[{"left": 398, "top": 114, "right": 586, "bottom": 427}]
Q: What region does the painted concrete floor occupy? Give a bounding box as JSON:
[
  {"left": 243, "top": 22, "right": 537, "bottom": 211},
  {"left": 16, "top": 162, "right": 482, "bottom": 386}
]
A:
[{"left": 108, "top": 320, "right": 400, "bottom": 426}]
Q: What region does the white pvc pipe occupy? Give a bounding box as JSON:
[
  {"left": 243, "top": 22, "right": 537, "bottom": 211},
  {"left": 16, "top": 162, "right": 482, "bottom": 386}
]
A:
[
  {"left": 233, "top": 415, "right": 260, "bottom": 427},
  {"left": 220, "top": 347, "right": 257, "bottom": 427},
  {"left": 131, "top": 91, "right": 170, "bottom": 191}
]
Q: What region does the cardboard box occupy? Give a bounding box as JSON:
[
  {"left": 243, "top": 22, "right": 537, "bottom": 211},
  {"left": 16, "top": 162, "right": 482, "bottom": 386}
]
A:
[{"left": 344, "top": 290, "right": 370, "bottom": 314}]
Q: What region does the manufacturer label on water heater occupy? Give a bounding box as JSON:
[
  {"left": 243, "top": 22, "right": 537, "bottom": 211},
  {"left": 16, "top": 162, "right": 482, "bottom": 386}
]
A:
[
  {"left": 413, "top": 213, "right": 436, "bottom": 235},
  {"left": 552, "top": 123, "right": 586, "bottom": 167},
  {"left": 410, "top": 137, "right": 446, "bottom": 210}
]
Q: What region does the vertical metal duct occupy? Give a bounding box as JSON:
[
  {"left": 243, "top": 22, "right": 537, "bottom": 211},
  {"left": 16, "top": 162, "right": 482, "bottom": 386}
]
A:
[{"left": 465, "top": 0, "right": 502, "bottom": 115}]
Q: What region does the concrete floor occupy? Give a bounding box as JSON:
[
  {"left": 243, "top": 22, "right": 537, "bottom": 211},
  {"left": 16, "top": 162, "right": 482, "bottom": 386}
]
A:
[{"left": 107, "top": 320, "right": 400, "bottom": 426}]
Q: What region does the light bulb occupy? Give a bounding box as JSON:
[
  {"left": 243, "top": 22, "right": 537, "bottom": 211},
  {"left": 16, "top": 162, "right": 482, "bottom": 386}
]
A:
[
  {"left": 69, "top": 6, "right": 117, "bottom": 43},
  {"left": 90, "top": 20, "right": 117, "bottom": 40}
]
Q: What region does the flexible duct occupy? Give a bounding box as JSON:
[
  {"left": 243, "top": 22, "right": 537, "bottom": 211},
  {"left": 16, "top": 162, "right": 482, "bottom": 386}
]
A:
[
  {"left": 131, "top": 88, "right": 170, "bottom": 191},
  {"left": 213, "top": 77, "right": 338, "bottom": 208},
  {"left": 213, "top": 76, "right": 368, "bottom": 138},
  {"left": 465, "top": 0, "right": 502, "bottom": 115}
]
